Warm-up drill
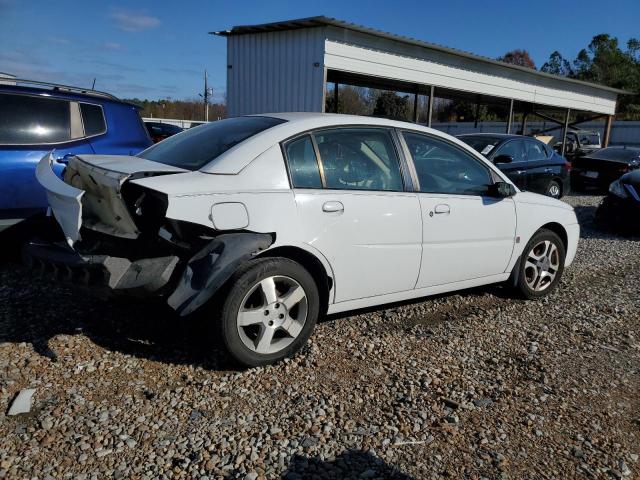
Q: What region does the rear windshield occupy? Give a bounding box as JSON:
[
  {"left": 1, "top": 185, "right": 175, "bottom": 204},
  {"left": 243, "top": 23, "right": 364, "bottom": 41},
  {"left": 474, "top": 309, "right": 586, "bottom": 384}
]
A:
[
  {"left": 138, "top": 116, "right": 286, "bottom": 170},
  {"left": 457, "top": 135, "right": 503, "bottom": 156},
  {"left": 589, "top": 147, "right": 640, "bottom": 161}
]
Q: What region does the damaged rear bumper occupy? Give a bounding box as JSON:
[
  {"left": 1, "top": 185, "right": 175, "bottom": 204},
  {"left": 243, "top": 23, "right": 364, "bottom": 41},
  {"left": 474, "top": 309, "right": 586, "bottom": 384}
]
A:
[
  {"left": 24, "top": 241, "right": 179, "bottom": 294},
  {"left": 23, "top": 232, "right": 274, "bottom": 316}
]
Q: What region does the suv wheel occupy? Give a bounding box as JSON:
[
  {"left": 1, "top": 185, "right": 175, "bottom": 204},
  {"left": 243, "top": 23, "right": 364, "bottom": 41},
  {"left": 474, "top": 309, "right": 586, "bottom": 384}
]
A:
[
  {"left": 546, "top": 180, "right": 562, "bottom": 198},
  {"left": 219, "top": 257, "right": 319, "bottom": 367},
  {"left": 515, "top": 229, "right": 565, "bottom": 299}
]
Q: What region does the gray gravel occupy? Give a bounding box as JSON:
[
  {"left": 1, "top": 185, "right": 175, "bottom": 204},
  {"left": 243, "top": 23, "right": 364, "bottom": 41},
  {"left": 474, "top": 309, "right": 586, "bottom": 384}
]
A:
[{"left": 1, "top": 193, "right": 639, "bottom": 479}]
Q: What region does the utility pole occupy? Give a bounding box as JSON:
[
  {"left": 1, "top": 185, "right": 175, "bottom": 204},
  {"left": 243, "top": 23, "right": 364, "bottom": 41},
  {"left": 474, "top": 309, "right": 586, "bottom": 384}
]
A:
[{"left": 198, "top": 70, "right": 214, "bottom": 122}]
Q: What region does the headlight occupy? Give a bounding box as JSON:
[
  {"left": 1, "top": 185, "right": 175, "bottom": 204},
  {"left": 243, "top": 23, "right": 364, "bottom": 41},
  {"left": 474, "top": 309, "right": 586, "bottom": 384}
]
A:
[{"left": 609, "top": 180, "right": 628, "bottom": 199}]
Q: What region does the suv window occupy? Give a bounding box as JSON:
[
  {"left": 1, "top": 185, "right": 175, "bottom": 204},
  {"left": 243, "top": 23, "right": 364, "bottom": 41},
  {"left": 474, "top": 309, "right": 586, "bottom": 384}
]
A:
[
  {"left": 313, "top": 128, "right": 403, "bottom": 191},
  {"left": 494, "top": 139, "right": 525, "bottom": 162},
  {"left": 0, "top": 93, "right": 71, "bottom": 144},
  {"left": 525, "top": 139, "right": 547, "bottom": 161},
  {"left": 403, "top": 132, "right": 492, "bottom": 195},
  {"left": 139, "top": 116, "right": 286, "bottom": 170},
  {"left": 284, "top": 135, "right": 322, "bottom": 188},
  {"left": 80, "top": 103, "right": 106, "bottom": 137}
]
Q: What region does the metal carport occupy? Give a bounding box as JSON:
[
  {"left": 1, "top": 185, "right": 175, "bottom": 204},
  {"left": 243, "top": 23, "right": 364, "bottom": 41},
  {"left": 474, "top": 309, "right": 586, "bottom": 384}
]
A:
[{"left": 212, "top": 16, "right": 627, "bottom": 151}]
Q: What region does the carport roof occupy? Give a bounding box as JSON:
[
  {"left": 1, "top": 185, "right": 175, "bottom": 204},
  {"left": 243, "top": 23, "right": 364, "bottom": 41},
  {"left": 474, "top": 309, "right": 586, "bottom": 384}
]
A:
[{"left": 212, "top": 15, "right": 629, "bottom": 96}]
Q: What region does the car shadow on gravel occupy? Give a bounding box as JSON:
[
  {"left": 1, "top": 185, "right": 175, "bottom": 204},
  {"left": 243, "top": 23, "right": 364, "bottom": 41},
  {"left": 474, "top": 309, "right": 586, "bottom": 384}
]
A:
[
  {"left": 0, "top": 263, "right": 239, "bottom": 370},
  {"left": 226, "top": 450, "right": 413, "bottom": 480}
]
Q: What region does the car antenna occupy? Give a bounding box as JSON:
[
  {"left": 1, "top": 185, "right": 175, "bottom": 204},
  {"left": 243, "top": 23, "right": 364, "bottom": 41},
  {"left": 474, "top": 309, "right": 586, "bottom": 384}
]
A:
[{"left": 91, "top": 78, "right": 96, "bottom": 90}]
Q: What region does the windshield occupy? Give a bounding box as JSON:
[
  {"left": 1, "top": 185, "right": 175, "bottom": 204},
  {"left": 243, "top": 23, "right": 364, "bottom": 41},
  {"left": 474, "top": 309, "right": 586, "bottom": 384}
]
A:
[
  {"left": 457, "top": 136, "right": 503, "bottom": 156},
  {"left": 138, "top": 116, "right": 286, "bottom": 170}
]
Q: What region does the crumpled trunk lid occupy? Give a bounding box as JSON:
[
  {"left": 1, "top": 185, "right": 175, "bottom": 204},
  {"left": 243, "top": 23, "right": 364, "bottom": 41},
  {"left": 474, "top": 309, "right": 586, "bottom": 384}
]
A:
[{"left": 36, "top": 153, "right": 186, "bottom": 246}]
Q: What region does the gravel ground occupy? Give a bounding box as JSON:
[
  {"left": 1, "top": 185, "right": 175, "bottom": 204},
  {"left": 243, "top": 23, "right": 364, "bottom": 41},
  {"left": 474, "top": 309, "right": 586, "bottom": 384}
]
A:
[{"left": 0, "top": 194, "right": 638, "bottom": 480}]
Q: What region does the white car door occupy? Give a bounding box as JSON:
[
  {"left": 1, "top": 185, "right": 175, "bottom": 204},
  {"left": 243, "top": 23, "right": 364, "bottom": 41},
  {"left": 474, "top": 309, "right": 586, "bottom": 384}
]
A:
[
  {"left": 401, "top": 131, "right": 517, "bottom": 288},
  {"left": 284, "top": 128, "right": 422, "bottom": 303}
]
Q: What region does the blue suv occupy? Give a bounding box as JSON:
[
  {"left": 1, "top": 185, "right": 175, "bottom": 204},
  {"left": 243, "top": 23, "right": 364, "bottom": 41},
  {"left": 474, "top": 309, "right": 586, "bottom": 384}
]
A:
[{"left": 0, "top": 80, "right": 152, "bottom": 233}]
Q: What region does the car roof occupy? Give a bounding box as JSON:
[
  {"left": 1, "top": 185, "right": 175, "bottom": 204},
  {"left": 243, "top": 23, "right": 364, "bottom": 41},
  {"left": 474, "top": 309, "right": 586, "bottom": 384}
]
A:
[
  {"left": 457, "top": 133, "right": 520, "bottom": 138},
  {"left": 0, "top": 84, "right": 139, "bottom": 108},
  {"left": 200, "top": 113, "right": 506, "bottom": 175}
]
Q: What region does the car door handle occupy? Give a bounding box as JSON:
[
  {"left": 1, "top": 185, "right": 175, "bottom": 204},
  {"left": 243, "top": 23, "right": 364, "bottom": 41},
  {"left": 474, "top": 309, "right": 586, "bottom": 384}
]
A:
[
  {"left": 433, "top": 204, "right": 450, "bottom": 215},
  {"left": 515, "top": 170, "right": 525, "bottom": 175},
  {"left": 322, "top": 201, "right": 344, "bottom": 213},
  {"left": 544, "top": 168, "right": 553, "bottom": 173}
]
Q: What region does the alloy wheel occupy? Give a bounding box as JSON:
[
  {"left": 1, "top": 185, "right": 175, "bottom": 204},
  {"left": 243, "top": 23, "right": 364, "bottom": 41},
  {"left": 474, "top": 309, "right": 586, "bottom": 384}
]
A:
[
  {"left": 524, "top": 240, "right": 560, "bottom": 292},
  {"left": 236, "top": 275, "right": 308, "bottom": 355},
  {"left": 547, "top": 183, "right": 561, "bottom": 198}
]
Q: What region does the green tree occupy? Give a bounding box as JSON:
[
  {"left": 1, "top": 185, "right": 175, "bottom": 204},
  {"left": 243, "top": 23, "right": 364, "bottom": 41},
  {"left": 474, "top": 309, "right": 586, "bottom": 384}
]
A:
[
  {"left": 541, "top": 51, "right": 573, "bottom": 76},
  {"left": 372, "top": 91, "right": 410, "bottom": 120},
  {"left": 568, "top": 34, "right": 640, "bottom": 118}
]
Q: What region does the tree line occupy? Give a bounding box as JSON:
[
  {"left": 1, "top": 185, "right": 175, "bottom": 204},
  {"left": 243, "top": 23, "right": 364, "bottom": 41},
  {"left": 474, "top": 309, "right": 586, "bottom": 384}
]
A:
[{"left": 123, "top": 98, "right": 226, "bottom": 121}]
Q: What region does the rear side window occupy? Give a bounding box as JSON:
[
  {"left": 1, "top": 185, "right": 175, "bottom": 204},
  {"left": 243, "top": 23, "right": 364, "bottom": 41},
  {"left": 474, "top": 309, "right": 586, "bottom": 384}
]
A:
[
  {"left": 0, "top": 93, "right": 71, "bottom": 144},
  {"left": 525, "top": 140, "right": 547, "bottom": 161},
  {"left": 80, "top": 103, "right": 106, "bottom": 137},
  {"left": 313, "top": 128, "right": 403, "bottom": 191},
  {"left": 139, "top": 116, "right": 286, "bottom": 170},
  {"left": 284, "top": 135, "right": 322, "bottom": 188}
]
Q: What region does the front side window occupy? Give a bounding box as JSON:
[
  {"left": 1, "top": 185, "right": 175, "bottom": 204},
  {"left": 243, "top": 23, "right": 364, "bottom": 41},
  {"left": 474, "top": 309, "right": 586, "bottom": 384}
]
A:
[
  {"left": 80, "top": 103, "right": 106, "bottom": 137},
  {"left": 0, "top": 93, "right": 71, "bottom": 144},
  {"left": 313, "top": 128, "right": 403, "bottom": 191},
  {"left": 403, "top": 132, "right": 493, "bottom": 196},
  {"left": 284, "top": 135, "right": 322, "bottom": 188},
  {"left": 525, "top": 140, "right": 547, "bottom": 161},
  {"left": 139, "top": 116, "right": 286, "bottom": 170},
  {"left": 494, "top": 139, "right": 525, "bottom": 162}
]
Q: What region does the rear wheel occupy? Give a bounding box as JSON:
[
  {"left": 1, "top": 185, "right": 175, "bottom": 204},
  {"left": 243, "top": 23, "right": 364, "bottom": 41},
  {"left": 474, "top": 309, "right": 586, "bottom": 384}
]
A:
[
  {"left": 218, "top": 257, "right": 319, "bottom": 367},
  {"left": 515, "top": 229, "right": 565, "bottom": 299},
  {"left": 545, "top": 180, "right": 562, "bottom": 199}
]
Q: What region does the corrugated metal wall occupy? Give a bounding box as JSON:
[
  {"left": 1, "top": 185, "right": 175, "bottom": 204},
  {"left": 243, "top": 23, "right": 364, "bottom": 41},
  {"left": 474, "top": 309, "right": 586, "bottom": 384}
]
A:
[{"left": 227, "top": 29, "right": 326, "bottom": 117}]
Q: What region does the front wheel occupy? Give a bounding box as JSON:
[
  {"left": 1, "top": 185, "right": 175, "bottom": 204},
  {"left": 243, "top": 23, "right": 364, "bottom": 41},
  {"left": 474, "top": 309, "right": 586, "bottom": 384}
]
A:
[
  {"left": 515, "top": 229, "right": 566, "bottom": 299},
  {"left": 218, "top": 257, "right": 319, "bottom": 367}
]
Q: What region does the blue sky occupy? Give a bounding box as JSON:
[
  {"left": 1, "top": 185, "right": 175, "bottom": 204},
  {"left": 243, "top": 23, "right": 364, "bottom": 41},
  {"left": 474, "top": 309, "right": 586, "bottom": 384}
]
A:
[{"left": 1, "top": 0, "right": 639, "bottom": 101}]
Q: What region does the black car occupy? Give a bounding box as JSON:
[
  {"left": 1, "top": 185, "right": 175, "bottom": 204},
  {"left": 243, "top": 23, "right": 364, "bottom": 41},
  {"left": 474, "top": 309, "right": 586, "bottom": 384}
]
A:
[
  {"left": 144, "top": 121, "right": 184, "bottom": 143},
  {"left": 595, "top": 169, "right": 640, "bottom": 234},
  {"left": 457, "top": 134, "right": 570, "bottom": 198},
  {"left": 571, "top": 146, "right": 640, "bottom": 191}
]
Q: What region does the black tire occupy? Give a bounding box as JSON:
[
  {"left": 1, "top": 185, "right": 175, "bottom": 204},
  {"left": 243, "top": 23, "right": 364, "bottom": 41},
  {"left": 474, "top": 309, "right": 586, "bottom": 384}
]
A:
[
  {"left": 218, "top": 257, "right": 319, "bottom": 367},
  {"left": 545, "top": 179, "right": 562, "bottom": 199},
  {"left": 515, "top": 229, "right": 566, "bottom": 300}
]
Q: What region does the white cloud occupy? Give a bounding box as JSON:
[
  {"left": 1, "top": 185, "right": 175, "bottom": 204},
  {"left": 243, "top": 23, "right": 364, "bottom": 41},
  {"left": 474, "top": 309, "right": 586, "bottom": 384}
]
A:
[
  {"left": 109, "top": 9, "right": 161, "bottom": 32},
  {"left": 103, "top": 42, "right": 122, "bottom": 50}
]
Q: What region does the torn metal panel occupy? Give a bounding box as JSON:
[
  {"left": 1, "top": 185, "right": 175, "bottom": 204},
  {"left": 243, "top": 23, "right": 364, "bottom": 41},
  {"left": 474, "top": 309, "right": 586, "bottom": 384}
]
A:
[
  {"left": 168, "top": 232, "right": 274, "bottom": 316},
  {"left": 35, "top": 153, "right": 84, "bottom": 247}
]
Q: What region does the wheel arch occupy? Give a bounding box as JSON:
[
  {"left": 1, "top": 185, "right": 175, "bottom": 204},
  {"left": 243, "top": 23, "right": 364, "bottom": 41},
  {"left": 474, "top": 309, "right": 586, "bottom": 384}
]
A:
[
  {"left": 538, "top": 221, "right": 568, "bottom": 252},
  {"left": 257, "top": 245, "right": 333, "bottom": 315},
  {"left": 508, "top": 221, "right": 569, "bottom": 288}
]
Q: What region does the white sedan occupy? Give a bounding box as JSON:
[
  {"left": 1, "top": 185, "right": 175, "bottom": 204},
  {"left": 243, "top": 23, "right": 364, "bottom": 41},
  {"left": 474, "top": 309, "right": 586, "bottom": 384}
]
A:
[{"left": 32, "top": 113, "right": 579, "bottom": 366}]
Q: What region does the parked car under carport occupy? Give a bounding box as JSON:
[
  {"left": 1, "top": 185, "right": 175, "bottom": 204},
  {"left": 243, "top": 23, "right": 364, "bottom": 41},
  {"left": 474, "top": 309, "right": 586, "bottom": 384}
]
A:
[{"left": 572, "top": 146, "right": 640, "bottom": 191}]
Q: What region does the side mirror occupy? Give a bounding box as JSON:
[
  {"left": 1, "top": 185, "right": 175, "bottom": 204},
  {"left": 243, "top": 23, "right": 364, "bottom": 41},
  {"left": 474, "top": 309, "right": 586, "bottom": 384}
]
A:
[
  {"left": 493, "top": 154, "right": 513, "bottom": 164},
  {"left": 488, "top": 181, "right": 516, "bottom": 198}
]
